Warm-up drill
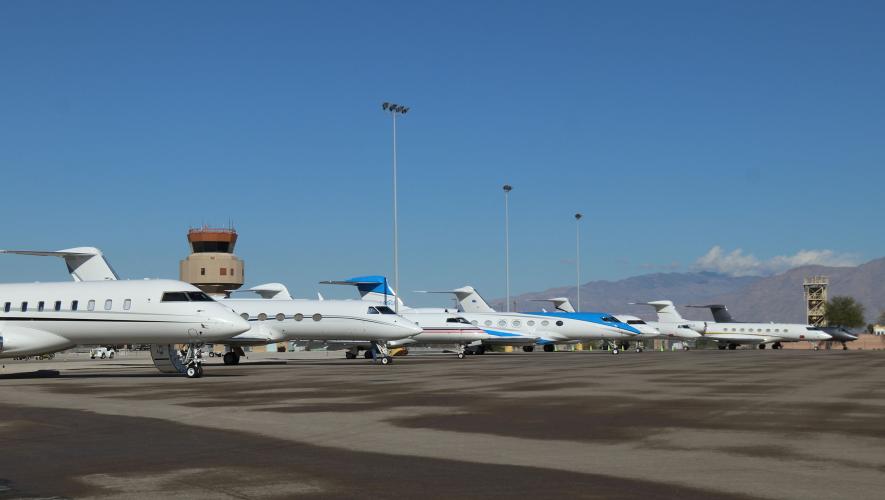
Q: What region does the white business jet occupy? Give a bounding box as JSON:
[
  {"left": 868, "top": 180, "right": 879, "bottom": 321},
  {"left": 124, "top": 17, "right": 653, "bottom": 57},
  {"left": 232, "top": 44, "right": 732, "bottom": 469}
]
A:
[
  {"left": 218, "top": 283, "right": 423, "bottom": 365},
  {"left": 634, "top": 300, "right": 831, "bottom": 349},
  {"left": 0, "top": 247, "right": 249, "bottom": 378}
]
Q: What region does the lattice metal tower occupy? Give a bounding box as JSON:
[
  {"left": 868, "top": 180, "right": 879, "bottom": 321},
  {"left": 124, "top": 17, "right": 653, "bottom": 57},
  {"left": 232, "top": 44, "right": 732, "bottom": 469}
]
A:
[{"left": 804, "top": 276, "right": 829, "bottom": 327}]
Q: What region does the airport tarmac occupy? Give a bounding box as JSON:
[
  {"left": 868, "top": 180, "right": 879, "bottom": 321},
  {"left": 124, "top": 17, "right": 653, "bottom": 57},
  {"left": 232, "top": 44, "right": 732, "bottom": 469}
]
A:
[{"left": 1, "top": 350, "right": 883, "bottom": 499}]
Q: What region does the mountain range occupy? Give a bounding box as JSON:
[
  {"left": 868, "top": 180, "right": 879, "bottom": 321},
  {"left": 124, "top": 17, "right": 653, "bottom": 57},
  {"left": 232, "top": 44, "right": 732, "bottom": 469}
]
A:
[{"left": 492, "top": 258, "right": 885, "bottom": 324}]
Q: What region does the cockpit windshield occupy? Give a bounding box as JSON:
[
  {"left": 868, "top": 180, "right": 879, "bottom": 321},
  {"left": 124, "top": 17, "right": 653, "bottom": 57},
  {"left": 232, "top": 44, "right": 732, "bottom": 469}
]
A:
[
  {"left": 162, "top": 291, "right": 214, "bottom": 302},
  {"left": 368, "top": 306, "right": 397, "bottom": 315},
  {"left": 601, "top": 315, "right": 619, "bottom": 323},
  {"left": 446, "top": 317, "right": 471, "bottom": 324}
]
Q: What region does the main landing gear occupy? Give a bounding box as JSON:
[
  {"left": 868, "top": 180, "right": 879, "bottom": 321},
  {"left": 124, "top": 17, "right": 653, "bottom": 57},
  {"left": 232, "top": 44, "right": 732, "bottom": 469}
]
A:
[
  {"left": 456, "top": 344, "right": 467, "bottom": 359},
  {"left": 543, "top": 344, "right": 555, "bottom": 353},
  {"left": 522, "top": 345, "right": 535, "bottom": 353},
  {"left": 222, "top": 346, "right": 244, "bottom": 365}
]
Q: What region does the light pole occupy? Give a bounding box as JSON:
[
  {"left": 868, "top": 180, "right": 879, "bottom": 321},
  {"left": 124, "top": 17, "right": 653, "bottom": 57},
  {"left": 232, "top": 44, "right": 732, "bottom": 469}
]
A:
[
  {"left": 575, "top": 212, "right": 583, "bottom": 312},
  {"left": 382, "top": 102, "right": 409, "bottom": 312},
  {"left": 503, "top": 184, "right": 512, "bottom": 312}
]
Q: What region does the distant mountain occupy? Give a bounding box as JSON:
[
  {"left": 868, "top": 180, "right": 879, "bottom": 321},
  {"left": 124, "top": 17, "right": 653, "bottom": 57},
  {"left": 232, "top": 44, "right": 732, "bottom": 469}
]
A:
[{"left": 495, "top": 258, "right": 885, "bottom": 324}]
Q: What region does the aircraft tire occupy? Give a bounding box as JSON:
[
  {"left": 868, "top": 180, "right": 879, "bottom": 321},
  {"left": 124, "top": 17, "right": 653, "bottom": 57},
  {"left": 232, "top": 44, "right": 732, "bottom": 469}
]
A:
[
  {"left": 611, "top": 348, "right": 619, "bottom": 355},
  {"left": 223, "top": 353, "right": 234, "bottom": 365},
  {"left": 522, "top": 346, "right": 534, "bottom": 352},
  {"left": 345, "top": 352, "right": 356, "bottom": 359},
  {"left": 381, "top": 356, "right": 392, "bottom": 365},
  {"left": 457, "top": 352, "right": 465, "bottom": 359},
  {"left": 186, "top": 366, "right": 199, "bottom": 378}
]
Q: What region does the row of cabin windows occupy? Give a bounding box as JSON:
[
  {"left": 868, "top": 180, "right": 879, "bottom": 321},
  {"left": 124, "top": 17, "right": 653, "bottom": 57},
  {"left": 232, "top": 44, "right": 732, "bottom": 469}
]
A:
[
  {"left": 723, "top": 327, "right": 790, "bottom": 334},
  {"left": 199, "top": 267, "right": 240, "bottom": 277},
  {"left": 3, "top": 299, "right": 132, "bottom": 313},
  {"left": 476, "top": 318, "right": 565, "bottom": 328},
  {"left": 241, "top": 312, "right": 323, "bottom": 322}
]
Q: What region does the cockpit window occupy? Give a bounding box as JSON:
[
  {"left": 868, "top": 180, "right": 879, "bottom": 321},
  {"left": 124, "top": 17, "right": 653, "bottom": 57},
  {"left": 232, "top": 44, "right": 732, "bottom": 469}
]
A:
[
  {"left": 367, "top": 307, "right": 380, "bottom": 314},
  {"left": 627, "top": 320, "right": 647, "bottom": 325},
  {"left": 187, "top": 292, "right": 213, "bottom": 302},
  {"left": 375, "top": 306, "right": 396, "bottom": 314},
  {"left": 601, "top": 315, "right": 618, "bottom": 323},
  {"left": 161, "top": 292, "right": 190, "bottom": 302},
  {"left": 162, "top": 291, "right": 214, "bottom": 302},
  {"left": 446, "top": 317, "right": 471, "bottom": 324},
  {"left": 807, "top": 327, "right": 821, "bottom": 331}
]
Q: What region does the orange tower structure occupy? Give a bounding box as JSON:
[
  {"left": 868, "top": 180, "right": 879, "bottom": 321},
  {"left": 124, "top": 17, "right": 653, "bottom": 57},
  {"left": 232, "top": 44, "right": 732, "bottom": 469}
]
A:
[{"left": 179, "top": 226, "right": 244, "bottom": 295}]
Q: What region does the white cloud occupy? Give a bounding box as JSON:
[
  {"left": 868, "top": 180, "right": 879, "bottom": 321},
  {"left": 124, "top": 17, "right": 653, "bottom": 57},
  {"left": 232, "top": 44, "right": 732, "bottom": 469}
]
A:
[{"left": 693, "top": 246, "right": 859, "bottom": 277}]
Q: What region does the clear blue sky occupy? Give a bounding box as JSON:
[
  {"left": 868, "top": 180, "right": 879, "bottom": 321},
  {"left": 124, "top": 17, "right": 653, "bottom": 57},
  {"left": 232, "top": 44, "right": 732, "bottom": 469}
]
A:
[{"left": 1, "top": 1, "right": 883, "bottom": 305}]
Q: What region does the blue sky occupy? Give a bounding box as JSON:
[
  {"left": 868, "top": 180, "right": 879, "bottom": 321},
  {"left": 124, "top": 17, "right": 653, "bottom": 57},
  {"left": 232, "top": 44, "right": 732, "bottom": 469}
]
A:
[{"left": 1, "top": 1, "right": 883, "bottom": 305}]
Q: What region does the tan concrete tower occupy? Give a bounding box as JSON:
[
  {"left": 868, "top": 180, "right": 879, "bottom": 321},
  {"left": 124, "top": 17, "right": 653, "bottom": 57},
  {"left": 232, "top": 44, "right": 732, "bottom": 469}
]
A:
[{"left": 179, "top": 226, "right": 244, "bottom": 295}]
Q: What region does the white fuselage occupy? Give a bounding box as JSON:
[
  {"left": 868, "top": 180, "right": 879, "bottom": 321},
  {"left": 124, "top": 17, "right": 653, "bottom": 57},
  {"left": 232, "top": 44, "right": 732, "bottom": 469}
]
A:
[
  {"left": 395, "top": 312, "right": 492, "bottom": 346},
  {"left": 694, "top": 321, "right": 831, "bottom": 344},
  {"left": 0, "top": 280, "right": 250, "bottom": 357},
  {"left": 219, "top": 298, "right": 422, "bottom": 344},
  {"left": 456, "top": 311, "right": 640, "bottom": 343}
]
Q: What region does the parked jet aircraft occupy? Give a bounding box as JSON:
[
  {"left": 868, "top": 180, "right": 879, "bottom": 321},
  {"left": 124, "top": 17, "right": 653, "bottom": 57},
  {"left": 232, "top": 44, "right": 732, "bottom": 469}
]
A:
[
  {"left": 687, "top": 304, "right": 857, "bottom": 349},
  {"left": 218, "top": 283, "right": 423, "bottom": 365},
  {"left": 3, "top": 249, "right": 421, "bottom": 366},
  {"left": 0, "top": 249, "right": 249, "bottom": 378},
  {"left": 636, "top": 300, "right": 831, "bottom": 349},
  {"left": 326, "top": 276, "right": 641, "bottom": 354}
]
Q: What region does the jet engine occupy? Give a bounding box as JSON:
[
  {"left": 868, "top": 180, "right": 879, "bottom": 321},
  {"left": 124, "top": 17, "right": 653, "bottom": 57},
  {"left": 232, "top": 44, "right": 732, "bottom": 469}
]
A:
[{"left": 0, "top": 326, "right": 74, "bottom": 357}]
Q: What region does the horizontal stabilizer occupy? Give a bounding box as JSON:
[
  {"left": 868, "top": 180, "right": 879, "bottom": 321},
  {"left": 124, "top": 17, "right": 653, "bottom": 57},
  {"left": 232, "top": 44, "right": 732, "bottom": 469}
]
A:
[
  {"left": 686, "top": 304, "right": 734, "bottom": 323},
  {"left": 530, "top": 298, "right": 575, "bottom": 313},
  {"left": 415, "top": 286, "right": 495, "bottom": 313},
  {"left": 0, "top": 247, "right": 119, "bottom": 282},
  {"left": 231, "top": 283, "right": 293, "bottom": 300}
]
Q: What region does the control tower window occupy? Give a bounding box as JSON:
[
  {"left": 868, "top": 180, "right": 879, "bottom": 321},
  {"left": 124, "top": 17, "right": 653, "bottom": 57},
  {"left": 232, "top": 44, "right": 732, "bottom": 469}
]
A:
[
  {"left": 220, "top": 268, "right": 227, "bottom": 276},
  {"left": 191, "top": 241, "right": 231, "bottom": 253},
  {"left": 200, "top": 268, "right": 206, "bottom": 276}
]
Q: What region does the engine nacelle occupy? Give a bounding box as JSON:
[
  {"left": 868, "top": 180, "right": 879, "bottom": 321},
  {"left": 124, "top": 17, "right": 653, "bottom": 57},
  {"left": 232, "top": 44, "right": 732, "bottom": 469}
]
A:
[{"left": 0, "top": 326, "right": 74, "bottom": 357}]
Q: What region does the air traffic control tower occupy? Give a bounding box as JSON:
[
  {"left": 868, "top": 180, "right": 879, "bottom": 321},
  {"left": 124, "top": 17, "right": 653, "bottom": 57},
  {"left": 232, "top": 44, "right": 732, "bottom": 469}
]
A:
[{"left": 179, "top": 226, "right": 244, "bottom": 296}]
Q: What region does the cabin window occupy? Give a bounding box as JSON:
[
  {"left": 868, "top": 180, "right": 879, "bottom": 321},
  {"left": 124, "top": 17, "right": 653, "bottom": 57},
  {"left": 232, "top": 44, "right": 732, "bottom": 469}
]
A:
[
  {"left": 471, "top": 320, "right": 478, "bottom": 326},
  {"left": 240, "top": 313, "right": 249, "bottom": 320},
  {"left": 498, "top": 320, "right": 506, "bottom": 327},
  {"left": 312, "top": 313, "right": 322, "bottom": 322},
  {"left": 54, "top": 301, "right": 61, "bottom": 311},
  {"left": 123, "top": 299, "right": 132, "bottom": 311},
  {"left": 71, "top": 300, "right": 78, "bottom": 311},
  {"left": 275, "top": 313, "right": 285, "bottom": 321},
  {"left": 3, "top": 302, "right": 10, "bottom": 313},
  {"left": 104, "top": 299, "right": 112, "bottom": 311},
  {"left": 527, "top": 320, "right": 535, "bottom": 326},
  {"left": 294, "top": 313, "right": 304, "bottom": 321},
  {"left": 556, "top": 320, "right": 564, "bottom": 326},
  {"left": 88, "top": 300, "right": 95, "bottom": 311},
  {"left": 512, "top": 320, "right": 521, "bottom": 327},
  {"left": 21, "top": 302, "right": 28, "bottom": 312},
  {"left": 38, "top": 301, "right": 45, "bottom": 312},
  {"left": 541, "top": 320, "right": 549, "bottom": 326},
  {"left": 484, "top": 320, "right": 492, "bottom": 327},
  {"left": 257, "top": 313, "right": 267, "bottom": 321}
]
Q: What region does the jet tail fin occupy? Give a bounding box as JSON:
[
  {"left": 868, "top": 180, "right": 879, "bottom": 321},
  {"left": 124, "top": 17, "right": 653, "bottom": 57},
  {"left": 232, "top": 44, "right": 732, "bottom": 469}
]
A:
[
  {"left": 686, "top": 304, "right": 734, "bottom": 323},
  {"left": 415, "top": 286, "right": 495, "bottom": 313},
  {"left": 0, "top": 247, "right": 119, "bottom": 281},
  {"left": 631, "top": 300, "right": 685, "bottom": 323},
  {"left": 529, "top": 297, "right": 575, "bottom": 313},
  {"left": 319, "top": 275, "right": 402, "bottom": 308}
]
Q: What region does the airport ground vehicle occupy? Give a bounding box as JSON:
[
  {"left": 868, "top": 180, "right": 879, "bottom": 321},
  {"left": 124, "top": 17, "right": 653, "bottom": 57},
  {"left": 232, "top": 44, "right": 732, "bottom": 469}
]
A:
[{"left": 90, "top": 347, "right": 116, "bottom": 359}]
